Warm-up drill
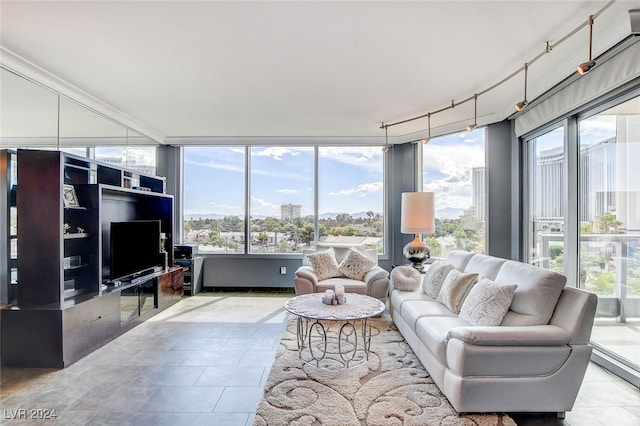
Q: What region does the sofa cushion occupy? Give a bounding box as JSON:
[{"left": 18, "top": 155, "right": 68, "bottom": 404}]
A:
[
  {"left": 463, "top": 254, "right": 507, "bottom": 280},
  {"left": 496, "top": 260, "right": 566, "bottom": 326},
  {"left": 401, "top": 299, "right": 457, "bottom": 331},
  {"left": 338, "top": 247, "right": 376, "bottom": 280},
  {"left": 390, "top": 289, "right": 433, "bottom": 316},
  {"left": 391, "top": 266, "right": 422, "bottom": 291},
  {"left": 317, "top": 278, "right": 368, "bottom": 295},
  {"left": 307, "top": 247, "right": 341, "bottom": 280},
  {"left": 445, "top": 250, "right": 476, "bottom": 272},
  {"left": 422, "top": 260, "right": 454, "bottom": 298},
  {"left": 416, "top": 316, "right": 469, "bottom": 364},
  {"left": 436, "top": 270, "right": 479, "bottom": 314},
  {"left": 459, "top": 278, "right": 517, "bottom": 326}
]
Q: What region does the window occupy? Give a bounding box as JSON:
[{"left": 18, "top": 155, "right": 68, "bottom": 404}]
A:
[
  {"left": 94, "top": 146, "right": 157, "bottom": 176},
  {"left": 183, "top": 147, "right": 246, "bottom": 253},
  {"left": 318, "top": 147, "right": 384, "bottom": 251},
  {"left": 579, "top": 98, "right": 640, "bottom": 334},
  {"left": 525, "top": 126, "right": 565, "bottom": 273},
  {"left": 183, "top": 145, "right": 386, "bottom": 255},
  {"left": 422, "top": 128, "right": 486, "bottom": 257},
  {"left": 523, "top": 93, "right": 640, "bottom": 375},
  {"left": 249, "top": 147, "right": 314, "bottom": 253}
]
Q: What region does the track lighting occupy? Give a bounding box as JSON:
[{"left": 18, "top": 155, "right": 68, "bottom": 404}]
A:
[
  {"left": 423, "top": 113, "right": 431, "bottom": 144},
  {"left": 466, "top": 94, "right": 478, "bottom": 131},
  {"left": 382, "top": 125, "right": 390, "bottom": 152},
  {"left": 515, "top": 63, "right": 528, "bottom": 112},
  {"left": 577, "top": 15, "right": 596, "bottom": 75}
]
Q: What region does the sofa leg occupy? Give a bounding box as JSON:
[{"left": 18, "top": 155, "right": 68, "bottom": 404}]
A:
[{"left": 557, "top": 412, "right": 566, "bottom": 419}]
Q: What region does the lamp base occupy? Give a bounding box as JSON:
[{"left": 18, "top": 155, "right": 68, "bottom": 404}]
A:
[{"left": 403, "top": 234, "right": 431, "bottom": 272}]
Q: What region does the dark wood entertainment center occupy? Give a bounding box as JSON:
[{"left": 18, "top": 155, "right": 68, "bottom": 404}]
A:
[{"left": 1, "top": 149, "right": 183, "bottom": 368}]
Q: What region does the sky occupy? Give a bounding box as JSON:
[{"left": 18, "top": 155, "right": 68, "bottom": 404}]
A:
[
  {"left": 423, "top": 128, "right": 485, "bottom": 215},
  {"left": 183, "top": 129, "right": 486, "bottom": 220},
  {"left": 183, "top": 146, "right": 384, "bottom": 218}
]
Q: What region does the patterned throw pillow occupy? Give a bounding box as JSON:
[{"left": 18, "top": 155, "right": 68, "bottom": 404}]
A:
[
  {"left": 422, "top": 260, "right": 455, "bottom": 298},
  {"left": 436, "top": 270, "right": 479, "bottom": 314},
  {"left": 459, "top": 278, "right": 518, "bottom": 326},
  {"left": 307, "top": 247, "right": 341, "bottom": 280},
  {"left": 338, "top": 247, "right": 376, "bottom": 280}
]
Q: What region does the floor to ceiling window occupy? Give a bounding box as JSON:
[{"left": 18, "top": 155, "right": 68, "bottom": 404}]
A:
[
  {"left": 318, "top": 146, "right": 384, "bottom": 252},
  {"left": 578, "top": 97, "right": 640, "bottom": 369},
  {"left": 525, "top": 93, "right": 640, "bottom": 378},
  {"left": 183, "top": 147, "right": 246, "bottom": 253},
  {"left": 526, "top": 126, "right": 566, "bottom": 274},
  {"left": 249, "top": 146, "right": 314, "bottom": 254},
  {"left": 422, "top": 128, "right": 486, "bottom": 257},
  {"left": 183, "top": 145, "right": 385, "bottom": 255}
]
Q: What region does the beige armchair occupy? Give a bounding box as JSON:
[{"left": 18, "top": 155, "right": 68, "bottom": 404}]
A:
[{"left": 294, "top": 243, "right": 390, "bottom": 304}]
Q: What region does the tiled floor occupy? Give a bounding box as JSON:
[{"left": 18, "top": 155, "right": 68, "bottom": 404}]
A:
[{"left": 1, "top": 291, "right": 640, "bottom": 425}]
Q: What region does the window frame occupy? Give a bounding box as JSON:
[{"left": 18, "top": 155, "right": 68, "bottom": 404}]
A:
[{"left": 182, "top": 144, "right": 388, "bottom": 257}]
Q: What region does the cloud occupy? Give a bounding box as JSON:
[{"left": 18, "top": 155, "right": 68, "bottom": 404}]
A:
[
  {"left": 250, "top": 196, "right": 281, "bottom": 216},
  {"left": 319, "top": 146, "right": 383, "bottom": 172},
  {"left": 277, "top": 188, "right": 298, "bottom": 194},
  {"left": 251, "top": 147, "right": 309, "bottom": 160},
  {"left": 329, "top": 181, "right": 383, "bottom": 197},
  {"left": 579, "top": 115, "right": 616, "bottom": 144},
  {"left": 422, "top": 139, "right": 484, "bottom": 210},
  {"left": 185, "top": 159, "right": 245, "bottom": 173}
]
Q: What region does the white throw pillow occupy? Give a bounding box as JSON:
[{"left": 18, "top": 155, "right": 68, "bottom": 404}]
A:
[
  {"left": 307, "top": 247, "right": 341, "bottom": 280},
  {"left": 459, "top": 277, "right": 518, "bottom": 326},
  {"left": 338, "top": 247, "right": 376, "bottom": 280},
  {"left": 422, "top": 260, "right": 455, "bottom": 298},
  {"left": 436, "top": 270, "right": 479, "bottom": 314},
  {"left": 390, "top": 266, "right": 421, "bottom": 291}
]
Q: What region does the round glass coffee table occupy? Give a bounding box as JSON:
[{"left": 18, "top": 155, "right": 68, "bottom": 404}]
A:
[{"left": 285, "top": 293, "right": 385, "bottom": 368}]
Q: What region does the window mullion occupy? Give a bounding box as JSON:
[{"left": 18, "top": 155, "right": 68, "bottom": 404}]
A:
[{"left": 565, "top": 117, "right": 579, "bottom": 288}]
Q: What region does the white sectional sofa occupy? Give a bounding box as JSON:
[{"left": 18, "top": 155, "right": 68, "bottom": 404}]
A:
[{"left": 389, "top": 250, "right": 597, "bottom": 417}]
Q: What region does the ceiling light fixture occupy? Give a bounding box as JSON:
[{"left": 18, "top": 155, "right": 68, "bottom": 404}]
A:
[
  {"left": 422, "top": 113, "right": 431, "bottom": 144},
  {"left": 466, "top": 94, "right": 478, "bottom": 131},
  {"left": 577, "top": 15, "right": 596, "bottom": 75},
  {"left": 515, "top": 63, "right": 528, "bottom": 112},
  {"left": 382, "top": 125, "right": 390, "bottom": 153}
]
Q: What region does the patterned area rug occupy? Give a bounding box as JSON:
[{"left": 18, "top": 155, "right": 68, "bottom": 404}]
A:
[{"left": 254, "top": 316, "right": 516, "bottom": 426}]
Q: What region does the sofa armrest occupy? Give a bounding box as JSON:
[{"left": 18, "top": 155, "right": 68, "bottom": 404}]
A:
[
  {"left": 447, "top": 325, "right": 571, "bottom": 346},
  {"left": 295, "top": 266, "right": 319, "bottom": 285},
  {"left": 363, "top": 266, "right": 389, "bottom": 285}
]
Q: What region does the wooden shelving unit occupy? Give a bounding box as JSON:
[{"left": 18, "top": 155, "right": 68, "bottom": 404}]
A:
[{"left": 1, "top": 149, "right": 182, "bottom": 368}]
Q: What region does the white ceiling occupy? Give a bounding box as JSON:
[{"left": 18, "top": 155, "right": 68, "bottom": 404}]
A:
[{"left": 1, "top": 1, "right": 639, "bottom": 144}]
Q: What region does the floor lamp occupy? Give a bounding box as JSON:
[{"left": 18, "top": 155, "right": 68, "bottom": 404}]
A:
[{"left": 401, "top": 192, "right": 435, "bottom": 272}]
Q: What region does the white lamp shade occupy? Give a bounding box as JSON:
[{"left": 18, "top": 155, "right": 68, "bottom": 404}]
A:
[{"left": 401, "top": 192, "right": 435, "bottom": 235}]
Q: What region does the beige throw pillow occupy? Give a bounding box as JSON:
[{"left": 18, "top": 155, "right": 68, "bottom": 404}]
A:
[
  {"left": 338, "top": 247, "right": 376, "bottom": 280},
  {"left": 391, "top": 266, "right": 422, "bottom": 291},
  {"left": 422, "top": 260, "right": 455, "bottom": 298},
  {"left": 307, "top": 247, "right": 341, "bottom": 280},
  {"left": 459, "top": 277, "right": 517, "bottom": 326},
  {"left": 436, "top": 270, "right": 479, "bottom": 314}
]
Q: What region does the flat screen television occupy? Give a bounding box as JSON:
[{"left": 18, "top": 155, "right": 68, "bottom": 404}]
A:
[{"left": 110, "top": 220, "right": 163, "bottom": 281}]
